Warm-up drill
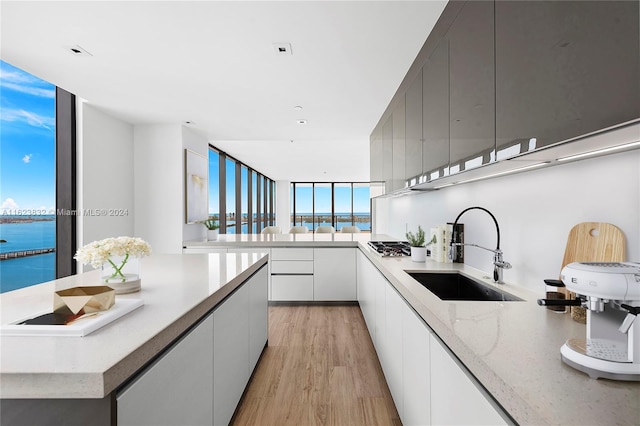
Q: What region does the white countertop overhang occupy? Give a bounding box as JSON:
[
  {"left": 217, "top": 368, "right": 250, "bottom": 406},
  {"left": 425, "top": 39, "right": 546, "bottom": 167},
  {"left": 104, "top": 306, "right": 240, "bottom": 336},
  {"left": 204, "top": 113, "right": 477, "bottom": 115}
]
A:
[{"left": 0, "top": 252, "right": 268, "bottom": 399}]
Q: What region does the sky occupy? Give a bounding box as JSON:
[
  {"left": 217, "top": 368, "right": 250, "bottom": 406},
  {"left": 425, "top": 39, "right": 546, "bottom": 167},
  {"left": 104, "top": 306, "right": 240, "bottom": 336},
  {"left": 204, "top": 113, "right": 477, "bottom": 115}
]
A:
[{"left": 0, "top": 60, "right": 56, "bottom": 213}]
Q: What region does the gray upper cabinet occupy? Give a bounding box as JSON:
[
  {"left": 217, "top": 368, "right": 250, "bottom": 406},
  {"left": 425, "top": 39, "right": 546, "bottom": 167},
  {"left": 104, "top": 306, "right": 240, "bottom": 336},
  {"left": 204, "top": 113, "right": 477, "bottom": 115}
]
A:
[
  {"left": 448, "top": 0, "right": 495, "bottom": 174},
  {"left": 370, "top": 129, "right": 383, "bottom": 183},
  {"left": 405, "top": 69, "right": 423, "bottom": 182},
  {"left": 422, "top": 39, "right": 450, "bottom": 180},
  {"left": 382, "top": 115, "right": 394, "bottom": 191},
  {"left": 495, "top": 1, "right": 640, "bottom": 155},
  {"left": 392, "top": 96, "right": 406, "bottom": 191}
]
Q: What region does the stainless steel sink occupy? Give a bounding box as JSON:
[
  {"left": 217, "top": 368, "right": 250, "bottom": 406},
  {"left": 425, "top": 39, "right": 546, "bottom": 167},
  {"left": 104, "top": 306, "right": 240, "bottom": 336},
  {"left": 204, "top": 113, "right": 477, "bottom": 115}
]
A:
[{"left": 406, "top": 271, "right": 523, "bottom": 302}]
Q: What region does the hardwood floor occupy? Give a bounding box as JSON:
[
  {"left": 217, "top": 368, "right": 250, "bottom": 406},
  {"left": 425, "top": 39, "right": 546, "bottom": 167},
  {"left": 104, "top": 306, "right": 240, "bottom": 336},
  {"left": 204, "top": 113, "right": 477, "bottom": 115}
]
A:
[{"left": 231, "top": 304, "right": 401, "bottom": 426}]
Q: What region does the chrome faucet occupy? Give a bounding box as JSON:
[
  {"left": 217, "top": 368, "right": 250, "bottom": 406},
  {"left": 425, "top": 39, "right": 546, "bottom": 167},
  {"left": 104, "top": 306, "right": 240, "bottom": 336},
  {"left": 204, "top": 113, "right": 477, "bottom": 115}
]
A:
[{"left": 448, "top": 206, "right": 512, "bottom": 283}]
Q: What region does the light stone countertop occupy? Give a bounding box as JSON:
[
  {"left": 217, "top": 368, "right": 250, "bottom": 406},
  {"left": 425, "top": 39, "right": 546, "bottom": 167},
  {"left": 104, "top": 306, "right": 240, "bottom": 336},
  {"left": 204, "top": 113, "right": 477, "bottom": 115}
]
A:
[
  {"left": 0, "top": 252, "right": 268, "bottom": 399},
  {"left": 186, "top": 235, "right": 640, "bottom": 425},
  {"left": 357, "top": 244, "right": 640, "bottom": 426},
  {"left": 183, "top": 232, "right": 372, "bottom": 247}
]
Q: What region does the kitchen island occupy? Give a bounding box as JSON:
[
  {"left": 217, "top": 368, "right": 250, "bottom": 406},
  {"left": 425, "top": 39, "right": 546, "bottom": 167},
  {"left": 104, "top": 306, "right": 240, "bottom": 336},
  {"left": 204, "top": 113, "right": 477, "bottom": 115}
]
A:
[
  {"left": 0, "top": 252, "right": 269, "bottom": 426},
  {"left": 184, "top": 235, "right": 640, "bottom": 426}
]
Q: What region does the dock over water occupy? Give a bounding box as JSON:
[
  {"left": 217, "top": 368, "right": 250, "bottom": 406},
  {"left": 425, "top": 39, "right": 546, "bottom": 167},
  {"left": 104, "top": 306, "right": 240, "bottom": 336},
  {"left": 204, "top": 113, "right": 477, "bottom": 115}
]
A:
[{"left": 0, "top": 248, "right": 56, "bottom": 260}]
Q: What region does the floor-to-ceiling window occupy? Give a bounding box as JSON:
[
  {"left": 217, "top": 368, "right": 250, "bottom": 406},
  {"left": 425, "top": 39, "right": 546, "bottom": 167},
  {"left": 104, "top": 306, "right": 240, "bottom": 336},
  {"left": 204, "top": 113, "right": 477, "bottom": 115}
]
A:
[
  {"left": 334, "top": 183, "right": 353, "bottom": 231},
  {"left": 208, "top": 149, "right": 220, "bottom": 226},
  {"left": 225, "top": 157, "right": 236, "bottom": 234},
  {"left": 251, "top": 171, "right": 258, "bottom": 233},
  {"left": 293, "top": 183, "right": 313, "bottom": 229},
  {"left": 353, "top": 183, "right": 372, "bottom": 232},
  {"left": 313, "top": 183, "right": 332, "bottom": 229},
  {"left": 291, "top": 182, "right": 371, "bottom": 232},
  {"left": 240, "top": 165, "right": 248, "bottom": 234},
  {"left": 1, "top": 60, "right": 75, "bottom": 292},
  {"left": 208, "top": 145, "right": 274, "bottom": 235}
]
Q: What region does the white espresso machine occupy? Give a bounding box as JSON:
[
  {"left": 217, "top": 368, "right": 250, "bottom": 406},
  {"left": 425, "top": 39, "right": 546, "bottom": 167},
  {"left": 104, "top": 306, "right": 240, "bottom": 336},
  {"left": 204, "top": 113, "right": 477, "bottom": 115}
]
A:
[{"left": 559, "top": 262, "right": 640, "bottom": 381}]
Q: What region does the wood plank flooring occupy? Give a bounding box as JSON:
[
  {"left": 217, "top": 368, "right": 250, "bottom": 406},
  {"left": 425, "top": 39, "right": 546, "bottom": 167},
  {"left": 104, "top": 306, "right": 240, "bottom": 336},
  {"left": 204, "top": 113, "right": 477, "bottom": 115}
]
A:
[{"left": 231, "top": 304, "right": 401, "bottom": 426}]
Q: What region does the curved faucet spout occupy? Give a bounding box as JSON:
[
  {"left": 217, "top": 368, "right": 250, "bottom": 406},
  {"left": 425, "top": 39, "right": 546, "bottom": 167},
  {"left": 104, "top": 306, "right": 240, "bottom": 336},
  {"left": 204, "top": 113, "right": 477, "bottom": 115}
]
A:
[
  {"left": 450, "top": 206, "right": 510, "bottom": 283},
  {"left": 452, "top": 206, "right": 501, "bottom": 250}
]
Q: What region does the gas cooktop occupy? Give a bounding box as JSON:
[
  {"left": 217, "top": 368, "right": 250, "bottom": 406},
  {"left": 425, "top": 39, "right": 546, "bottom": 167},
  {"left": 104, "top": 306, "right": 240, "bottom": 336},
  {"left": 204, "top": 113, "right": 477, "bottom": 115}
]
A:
[{"left": 367, "top": 241, "right": 411, "bottom": 257}]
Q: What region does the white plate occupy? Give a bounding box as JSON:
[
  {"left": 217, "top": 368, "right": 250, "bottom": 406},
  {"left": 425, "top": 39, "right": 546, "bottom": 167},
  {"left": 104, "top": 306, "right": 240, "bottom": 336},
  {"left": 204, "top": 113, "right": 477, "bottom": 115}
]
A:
[{"left": 0, "top": 298, "right": 144, "bottom": 337}]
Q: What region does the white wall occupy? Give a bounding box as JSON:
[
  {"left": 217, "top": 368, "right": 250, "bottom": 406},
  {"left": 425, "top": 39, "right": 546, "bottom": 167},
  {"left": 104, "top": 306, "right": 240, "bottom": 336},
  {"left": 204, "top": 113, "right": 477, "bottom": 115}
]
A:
[
  {"left": 275, "top": 180, "right": 290, "bottom": 232},
  {"left": 78, "top": 102, "right": 134, "bottom": 247},
  {"left": 375, "top": 146, "right": 640, "bottom": 294},
  {"left": 182, "top": 126, "right": 209, "bottom": 242},
  {"left": 133, "top": 125, "right": 183, "bottom": 254}
]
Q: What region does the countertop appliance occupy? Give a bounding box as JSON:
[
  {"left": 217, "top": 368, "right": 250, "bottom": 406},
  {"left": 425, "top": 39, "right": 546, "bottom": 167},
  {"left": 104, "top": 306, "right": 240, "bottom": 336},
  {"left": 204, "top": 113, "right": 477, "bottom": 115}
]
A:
[
  {"left": 367, "top": 241, "right": 411, "bottom": 257},
  {"left": 559, "top": 262, "right": 640, "bottom": 381}
]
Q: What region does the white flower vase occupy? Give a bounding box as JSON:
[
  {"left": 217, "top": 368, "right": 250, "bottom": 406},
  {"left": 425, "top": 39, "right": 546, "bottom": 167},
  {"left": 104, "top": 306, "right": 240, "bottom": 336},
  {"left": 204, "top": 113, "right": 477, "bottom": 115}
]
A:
[
  {"left": 410, "top": 246, "right": 426, "bottom": 262},
  {"left": 207, "top": 229, "right": 219, "bottom": 241},
  {"left": 102, "top": 255, "right": 141, "bottom": 294}
]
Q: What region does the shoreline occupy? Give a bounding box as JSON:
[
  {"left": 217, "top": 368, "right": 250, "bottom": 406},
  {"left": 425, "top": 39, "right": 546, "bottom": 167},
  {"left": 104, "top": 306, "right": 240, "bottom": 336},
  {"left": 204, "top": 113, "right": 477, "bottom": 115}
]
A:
[{"left": 0, "top": 217, "right": 55, "bottom": 224}]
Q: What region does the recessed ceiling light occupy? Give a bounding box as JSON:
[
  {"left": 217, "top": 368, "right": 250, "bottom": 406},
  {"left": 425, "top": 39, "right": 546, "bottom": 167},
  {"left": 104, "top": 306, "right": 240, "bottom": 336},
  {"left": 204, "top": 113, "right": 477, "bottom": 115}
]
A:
[
  {"left": 272, "top": 43, "right": 293, "bottom": 55},
  {"left": 293, "top": 106, "right": 303, "bottom": 111},
  {"left": 185, "top": 121, "right": 194, "bottom": 125},
  {"left": 65, "top": 45, "right": 92, "bottom": 57},
  {"left": 296, "top": 119, "right": 307, "bottom": 125}
]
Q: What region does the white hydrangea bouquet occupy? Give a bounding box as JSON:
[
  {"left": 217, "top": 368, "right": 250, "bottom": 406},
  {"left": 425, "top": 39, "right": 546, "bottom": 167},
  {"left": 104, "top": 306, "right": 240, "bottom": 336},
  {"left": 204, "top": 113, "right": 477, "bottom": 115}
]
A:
[{"left": 75, "top": 237, "right": 151, "bottom": 290}]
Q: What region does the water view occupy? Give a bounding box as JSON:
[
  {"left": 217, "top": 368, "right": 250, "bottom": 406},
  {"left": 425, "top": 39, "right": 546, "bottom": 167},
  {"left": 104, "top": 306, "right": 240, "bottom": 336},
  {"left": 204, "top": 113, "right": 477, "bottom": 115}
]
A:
[
  {"left": 1, "top": 60, "right": 57, "bottom": 293},
  {"left": 0, "top": 217, "right": 56, "bottom": 292}
]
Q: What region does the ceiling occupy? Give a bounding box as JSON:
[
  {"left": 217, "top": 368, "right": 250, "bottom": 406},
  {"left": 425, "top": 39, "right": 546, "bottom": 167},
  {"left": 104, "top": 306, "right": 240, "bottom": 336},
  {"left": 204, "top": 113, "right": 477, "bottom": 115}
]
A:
[{"left": 1, "top": 1, "right": 447, "bottom": 182}]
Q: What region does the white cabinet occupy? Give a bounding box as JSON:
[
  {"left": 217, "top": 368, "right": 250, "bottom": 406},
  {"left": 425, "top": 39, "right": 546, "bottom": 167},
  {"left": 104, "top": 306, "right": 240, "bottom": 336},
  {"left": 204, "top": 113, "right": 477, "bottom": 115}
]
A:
[
  {"left": 384, "top": 284, "right": 405, "bottom": 420},
  {"left": 356, "top": 251, "right": 377, "bottom": 342},
  {"left": 117, "top": 315, "right": 214, "bottom": 426},
  {"left": 357, "top": 253, "right": 507, "bottom": 426},
  {"left": 249, "top": 267, "right": 269, "bottom": 371},
  {"left": 213, "top": 284, "right": 250, "bottom": 426},
  {"left": 403, "top": 306, "right": 431, "bottom": 426},
  {"left": 270, "top": 248, "right": 314, "bottom": 301},
  {"left": 430, "top": 335, "right": 507, "bottom": 426},
  {"left": 313, "top": 248, "right": 356, "bottom": 301}
]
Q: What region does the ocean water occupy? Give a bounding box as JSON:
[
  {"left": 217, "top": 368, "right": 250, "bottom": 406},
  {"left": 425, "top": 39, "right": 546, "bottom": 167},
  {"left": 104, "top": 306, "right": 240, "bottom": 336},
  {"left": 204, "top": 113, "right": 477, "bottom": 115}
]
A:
[{"left": 0, "top": 220, "right": 56, "bottom": 293}]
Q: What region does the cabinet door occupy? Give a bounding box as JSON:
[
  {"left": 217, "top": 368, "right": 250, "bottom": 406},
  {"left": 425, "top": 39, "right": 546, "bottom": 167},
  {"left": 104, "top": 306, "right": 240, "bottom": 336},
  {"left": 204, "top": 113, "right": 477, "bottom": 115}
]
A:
[
  {"left": 382, "top": 115, "right": 394, "bottom": 191},
  {"left": 495, "top": 1, "right": 640, "bottom": 155},
  {"left": 356, "top": 251, "right": 377, "bottom": 342},
  {"left": 405, "top": 69, "right": 423, "bottom": 181},
  {"left": 392, "top": 96, "right": 406, "bottom": 191},
  {"left": 402, "top": 307, "right": 430, "bottom": 426},
  {"left": 214, "top": 284, "right": 250, "bottom": 426},
  {"left": 248, "top": 266, "right": 268, "bottom": 372},
  {"left": 384, "top": 284, "right": 405, "bottom": 420},
  {"left": 370, "top": 130, "right": 383, "bottom": 182},
  {"left": 271, "top": 275, "right": 314, "bottom": 301},
  {"left": 117, "top": 315, "right": 214, "bottom": 426},
  {"left": 448, "top": 0, "right": 495, "bottom": 173},
  {"left": 313, "top": 248, "right": 356, "bottom": 301},
  {"left": 422, "top": 39, "right": 449, "bottom": 180},
  {"left": 430, "top": 335, "right": 506, "bottom": 425}
]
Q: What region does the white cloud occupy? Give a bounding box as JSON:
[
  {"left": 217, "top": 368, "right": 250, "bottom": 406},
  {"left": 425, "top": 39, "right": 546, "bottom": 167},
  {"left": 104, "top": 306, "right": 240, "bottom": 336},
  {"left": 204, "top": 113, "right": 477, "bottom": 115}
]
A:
[
  {"left": 1, "top": 108, "right": 54, "bottom": 130},
  {"left": 22, "top": 154, "right": 33, "bottom": 163},
  {"left": 0, "top": 68, "right": 55, "bottom": 98},
  {"left": 2, "top": 82, "right": 55, "bottom": 98},
  {"left": 1, "top": 198, "right": 19, "bottom": 210}
]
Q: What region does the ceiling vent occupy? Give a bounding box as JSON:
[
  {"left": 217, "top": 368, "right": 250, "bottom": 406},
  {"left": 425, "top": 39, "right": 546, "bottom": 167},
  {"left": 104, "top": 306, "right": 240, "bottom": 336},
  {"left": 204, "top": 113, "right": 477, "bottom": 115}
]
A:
[
  {"left": 66, "top": 45, "right": 93, "bottom": 57},
  {"left": 272, "top": 43, "right": 293, "bottom": 55}
]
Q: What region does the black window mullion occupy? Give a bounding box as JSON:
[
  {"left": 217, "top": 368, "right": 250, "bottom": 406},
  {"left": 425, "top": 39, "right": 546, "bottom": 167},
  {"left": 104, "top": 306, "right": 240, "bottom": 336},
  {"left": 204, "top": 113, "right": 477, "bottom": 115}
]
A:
[
  {"left": 55, "top": 87, "right": 76, "bottom": 279},
  {"left": 219, "top": 153, "right": 226, "bottom": 232},
  {"left": 235, "top": 162, "right": 241, "bottom": 233}
]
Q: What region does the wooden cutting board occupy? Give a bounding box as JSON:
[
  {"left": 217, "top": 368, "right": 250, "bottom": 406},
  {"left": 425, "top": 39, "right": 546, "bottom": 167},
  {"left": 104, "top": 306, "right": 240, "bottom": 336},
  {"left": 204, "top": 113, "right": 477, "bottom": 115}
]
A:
[{"left": 559, "top": 222, "right": 626, "bottom": 321}]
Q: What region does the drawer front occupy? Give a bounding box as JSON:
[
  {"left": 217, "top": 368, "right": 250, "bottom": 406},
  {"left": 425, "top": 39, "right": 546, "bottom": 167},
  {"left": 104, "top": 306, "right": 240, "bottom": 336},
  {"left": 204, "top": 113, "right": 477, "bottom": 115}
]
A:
[
  {"left": 270, "top": 248, "right": 313, "bottom": 261},
  {"left": 270, "top": 260, "right": 314, "bottom": 274},
  {"left": 271, "top": 275, "right": 314, "bottom": 301}
]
